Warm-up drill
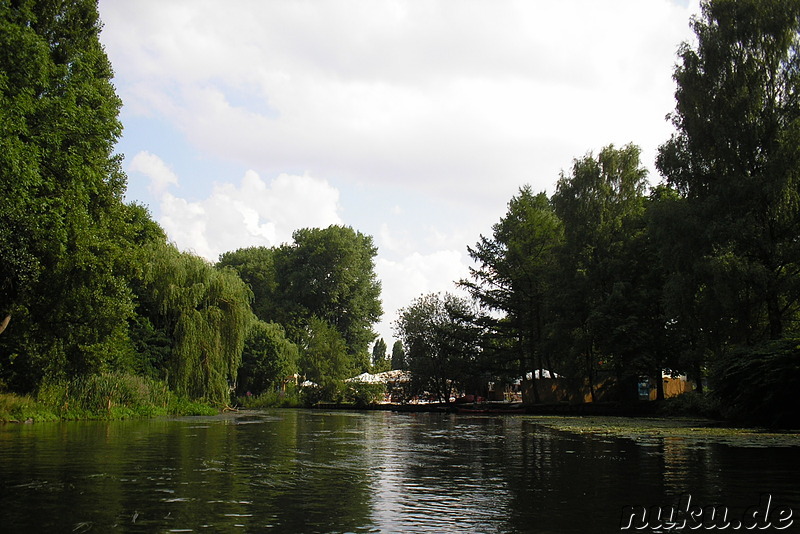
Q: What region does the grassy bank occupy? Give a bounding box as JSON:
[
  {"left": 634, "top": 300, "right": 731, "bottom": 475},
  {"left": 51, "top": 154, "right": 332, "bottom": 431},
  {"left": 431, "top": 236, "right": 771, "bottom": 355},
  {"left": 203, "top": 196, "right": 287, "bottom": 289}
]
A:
[{"left": 1, "top": 372, "right": 217, "bottom": 423}]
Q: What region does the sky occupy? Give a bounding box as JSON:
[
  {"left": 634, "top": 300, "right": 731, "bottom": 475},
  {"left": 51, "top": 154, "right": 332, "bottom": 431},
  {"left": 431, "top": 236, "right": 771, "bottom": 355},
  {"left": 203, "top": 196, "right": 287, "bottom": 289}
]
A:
[{"left": 97, "top": 0, "right": 700, "bottom": 348}]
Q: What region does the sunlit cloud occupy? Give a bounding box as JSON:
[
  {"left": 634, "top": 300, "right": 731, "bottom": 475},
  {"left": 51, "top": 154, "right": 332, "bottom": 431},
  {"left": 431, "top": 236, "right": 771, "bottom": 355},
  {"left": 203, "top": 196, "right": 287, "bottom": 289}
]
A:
[
  {"left": 127, "top": 154, "right": 343, "bottom": 260},
  {"left": 128, "top": 150, "right": 179, "bottom": 196}
]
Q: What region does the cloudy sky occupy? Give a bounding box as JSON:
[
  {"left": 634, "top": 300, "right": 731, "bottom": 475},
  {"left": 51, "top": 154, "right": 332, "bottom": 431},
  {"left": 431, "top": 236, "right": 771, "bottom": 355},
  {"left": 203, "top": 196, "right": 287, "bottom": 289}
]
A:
[{"left": 97, "top": 0, "right": 700, "bottom": 346}]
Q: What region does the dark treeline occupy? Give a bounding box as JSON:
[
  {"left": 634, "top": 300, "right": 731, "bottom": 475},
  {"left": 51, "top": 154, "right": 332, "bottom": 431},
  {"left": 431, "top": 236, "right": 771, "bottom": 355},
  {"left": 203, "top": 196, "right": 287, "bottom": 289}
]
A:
[
  {"left": 395, "top": 0, "right": 800, "bottom": 428},
  {"left": 0, "top": 0, "right": 383, "bottom": 416}
]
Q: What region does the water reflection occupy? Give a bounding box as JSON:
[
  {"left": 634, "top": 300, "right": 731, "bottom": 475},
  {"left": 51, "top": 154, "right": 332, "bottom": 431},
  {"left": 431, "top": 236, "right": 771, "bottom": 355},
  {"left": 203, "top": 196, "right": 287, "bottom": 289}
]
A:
[{"left": 0, "top": 411, "right": 798, "bottom": 533}]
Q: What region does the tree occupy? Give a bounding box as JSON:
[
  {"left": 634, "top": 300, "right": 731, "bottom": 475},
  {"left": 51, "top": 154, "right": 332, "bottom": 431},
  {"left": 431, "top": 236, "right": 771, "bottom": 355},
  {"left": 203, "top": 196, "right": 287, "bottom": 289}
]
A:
[
  {"left": 461, "top": 186, "right": 563, "bottom": 402},
  {"left": 390, "top": 340, "right": 406, "bottom": 370},
  {"left": 217, "top": 247, "right": 279, "bottom": 324},
  {"left": 134, "top": 243, "right": 253, "bottom": 405},
  {"left": 657, "top": 0, "right": 800, "bottom": 344},
  {"left": 394, "top": 293, "right": 481, "bottom": 403},
  {"left": 275, "top": 225, "right": 382, "bottom": 366},
  {"left": 646, "top": 185, "right": 713, "bottom": 391},
  {"left": 299, "top": 316, "right": 352, "bottom": 398},
  {"left": 371, "top": 338, "right": 389, "bottom": 372},
  {"left": 0, "top": 0, "right": 140, "bottom": 390},
  {"left": 237, "top": 320, "right": 298, "bottom": 396},
  {"left": 220, "top": 226, "right": 383, "bottom": 383},
  {"left": 551, "top": 144, "right": 650, "bottom": 401}
]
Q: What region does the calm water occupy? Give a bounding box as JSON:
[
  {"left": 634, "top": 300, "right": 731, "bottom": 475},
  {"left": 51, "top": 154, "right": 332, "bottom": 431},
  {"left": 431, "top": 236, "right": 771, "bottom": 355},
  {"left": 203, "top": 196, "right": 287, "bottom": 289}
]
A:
[{"left": 0, "top": 410, "right": 798, "bottom": 533}]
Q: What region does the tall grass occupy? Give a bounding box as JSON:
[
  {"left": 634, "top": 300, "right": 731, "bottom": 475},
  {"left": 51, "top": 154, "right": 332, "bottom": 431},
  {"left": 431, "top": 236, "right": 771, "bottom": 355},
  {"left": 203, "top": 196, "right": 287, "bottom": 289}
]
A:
[
  {"left": 238, "top": 384, "right": 302, "bottom": 409},
  {"left": 0, "top": 393, "right": 59, "bottom": 422},
  {"left": 1, "top": 372, "right": 217, "bottom": 422}
]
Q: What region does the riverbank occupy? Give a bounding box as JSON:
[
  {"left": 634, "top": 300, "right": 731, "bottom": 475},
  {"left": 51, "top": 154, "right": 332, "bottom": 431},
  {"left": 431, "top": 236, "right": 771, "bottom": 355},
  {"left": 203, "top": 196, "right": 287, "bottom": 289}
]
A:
[
  {"left": 310, "top": 398, "right": 697, "bottom": 418},
  {"left": 0, "top": 373, "right": 220, "bottom": 423},
  {"left": 0, "top": 391, "right": 218, "bottom": 423}
]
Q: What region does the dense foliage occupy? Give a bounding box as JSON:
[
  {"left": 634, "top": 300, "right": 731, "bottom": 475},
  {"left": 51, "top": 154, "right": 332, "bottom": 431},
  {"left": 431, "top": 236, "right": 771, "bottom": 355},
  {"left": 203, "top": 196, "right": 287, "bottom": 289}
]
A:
[
  {"left": 236, "top": 320, "right": 298, "bottom": 397},
  {"left": 219, "top": 225, "right": 383, "bottom": 390},
  {"left": 0, "top": 0, "right": 137, "bottom": 391},
  {"left": 371, "top": 338, "right": 390, "bottom": 372},
  {"left": 132, "top": 243, "right": 254, "bottom": 405}
]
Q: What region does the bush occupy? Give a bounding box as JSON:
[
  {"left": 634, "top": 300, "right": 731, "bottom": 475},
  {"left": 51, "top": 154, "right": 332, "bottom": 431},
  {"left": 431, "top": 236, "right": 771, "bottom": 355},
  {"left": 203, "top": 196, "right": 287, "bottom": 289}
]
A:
[
  {"left": 346, "top": 382, "right": 385, "bottom": 407},
  {"left": 657, "top": 391, "right": 720, "bottom": 419},
  {"left": 37, "top": 372, "right": 168, "bottom": 417},
  {"left": 166, "top": 396, "right": 218, "bottom": 416},
  {"left": 239, "top": 384, "right": 302, "bottom": 408},
  {"left": 300, "top": 383, "right": 327, "bottom": 406},
  {"left": 0, "top": 393, "right": 58, "bottom": 422},
  {"left": 711, "top": 338, "right": 800, "bottom": 428},
  {"left": 297, "top": 380, "right": 385, "bottom": 407}
]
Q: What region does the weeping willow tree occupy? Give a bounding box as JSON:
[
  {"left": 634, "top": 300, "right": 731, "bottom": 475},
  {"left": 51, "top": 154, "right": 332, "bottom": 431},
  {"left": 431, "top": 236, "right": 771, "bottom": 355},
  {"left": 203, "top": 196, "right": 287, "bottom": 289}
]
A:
[{"left": 136, "top": 243, "right": 253, "bottom": 405}]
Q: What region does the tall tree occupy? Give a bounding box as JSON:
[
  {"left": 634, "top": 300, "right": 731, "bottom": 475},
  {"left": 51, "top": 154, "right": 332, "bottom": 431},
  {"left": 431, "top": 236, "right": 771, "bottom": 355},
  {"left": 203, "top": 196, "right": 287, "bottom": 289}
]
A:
[
  {"left": 657, "top": 0, "right": 800, "bottom": 344},
  {"left": 218, "top": 227, "right": 382, "bottom": 385},
  {"left": 391, "top": 340, "right": 405, "bottom": 371},
  {"left": 0, "top": 0, "right": 138, "bottom": 389},
  {"left": 646, "top": 185, "right": 713, "bottom": 390},
  {"left": 551, "top": 144, "right": 650, "bottom": 400},
  {"left": 276, "top": 225, "right": 382, "bottom": 365},
  {"left": 371, "top": 338, "right": 389, "bottom": 372},
  {"left": 461, "top": 186, "right": 563, "bottom": 402}
]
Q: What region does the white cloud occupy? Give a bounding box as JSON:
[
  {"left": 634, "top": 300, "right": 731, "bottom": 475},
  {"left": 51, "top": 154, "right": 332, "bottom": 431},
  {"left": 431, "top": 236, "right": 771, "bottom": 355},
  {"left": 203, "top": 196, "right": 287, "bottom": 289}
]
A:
[
  {"left": 128, "top": 151, "right": 179, "bottom": 196},
  {"left": 375, "top": 249, "right": 471, "bottom": 342},
  {"left": 100, "top": 0, "right": 700, "bottom": 202},
  {"left": 133, "top": 162, "right": 343, "bottom": 261}
]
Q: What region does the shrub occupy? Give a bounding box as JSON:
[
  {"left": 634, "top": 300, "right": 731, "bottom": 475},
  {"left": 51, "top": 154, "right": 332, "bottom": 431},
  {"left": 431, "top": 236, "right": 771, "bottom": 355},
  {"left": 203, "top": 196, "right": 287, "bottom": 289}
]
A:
[
  {"left": 239, "top": 384, "right": 302, "bottom": 409},
  {"left": 35, "top": 372, "right": 214, "bottom": 419},
  {"left": 0, "top": 393, "right": 58, "bottom": 422},
  {"left": 711, "top": 339, "right": 800, "bottom": 428},
  {"left": 346, "top": 382, "right": 385, "bottom": 407},
  {"left": 657, "top": 391, "right": 720, "bottom": 419}
]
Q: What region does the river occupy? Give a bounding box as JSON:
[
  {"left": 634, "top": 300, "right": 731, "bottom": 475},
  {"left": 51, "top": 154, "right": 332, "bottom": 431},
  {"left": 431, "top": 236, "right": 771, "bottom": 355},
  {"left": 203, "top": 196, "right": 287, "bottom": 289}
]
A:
[{"left": 0, "top": 410, "right": 798, "bottom": 533}]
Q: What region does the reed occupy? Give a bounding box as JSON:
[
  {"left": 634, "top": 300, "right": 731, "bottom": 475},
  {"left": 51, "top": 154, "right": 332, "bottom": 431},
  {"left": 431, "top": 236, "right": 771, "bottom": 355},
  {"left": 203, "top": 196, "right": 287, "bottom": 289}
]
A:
[{"left": 31, "top": 372, "right": 215, "bottom": 420}]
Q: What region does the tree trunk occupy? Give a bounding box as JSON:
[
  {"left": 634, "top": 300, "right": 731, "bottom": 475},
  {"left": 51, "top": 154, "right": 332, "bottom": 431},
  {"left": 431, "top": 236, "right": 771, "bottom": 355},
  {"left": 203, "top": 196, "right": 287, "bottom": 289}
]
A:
[
  {"left": 767, "top": 291, "right": 783, "bottom": 340},
  {"left": 655, "top": 354, "right": 665, "bottom": 401},
  {"left": 692, "top": 360, "right": 703, "bottom": 394},
  {"left": 0, "top": 314, "right": 10, "bottom": 335},
  {"left": 528, "top": 375, "right": 541, "bottom": 404},
  {"left": 586, "top": 351, "right": 596, "bottom": 403},
  {"left": 655, "top": 371, "right": 665, "bottom": 401}
]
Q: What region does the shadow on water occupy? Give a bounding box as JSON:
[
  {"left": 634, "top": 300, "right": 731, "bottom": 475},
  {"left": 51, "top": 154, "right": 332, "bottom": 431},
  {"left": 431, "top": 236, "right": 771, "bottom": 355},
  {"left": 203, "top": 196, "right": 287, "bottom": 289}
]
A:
[{"left": 0, "top": 411, "right": 798, "bottom": 532}]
